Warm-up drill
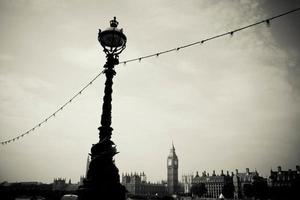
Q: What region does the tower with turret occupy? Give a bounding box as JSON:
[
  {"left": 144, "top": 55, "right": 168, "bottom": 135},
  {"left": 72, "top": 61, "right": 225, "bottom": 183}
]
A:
[{"left": 167, "top": 142, "right": 178, "bottom": 194}]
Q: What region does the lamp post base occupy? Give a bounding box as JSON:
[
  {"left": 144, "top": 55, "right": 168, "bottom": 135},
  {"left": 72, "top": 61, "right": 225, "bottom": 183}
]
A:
[{"left": 78, "top": 139, "right": 126, "bottom": 200}]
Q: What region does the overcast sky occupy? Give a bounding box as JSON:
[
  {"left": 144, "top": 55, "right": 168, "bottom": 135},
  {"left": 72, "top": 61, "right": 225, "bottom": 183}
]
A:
[{"left": 0, "top": 0, "right": 300, "bottom": 184}]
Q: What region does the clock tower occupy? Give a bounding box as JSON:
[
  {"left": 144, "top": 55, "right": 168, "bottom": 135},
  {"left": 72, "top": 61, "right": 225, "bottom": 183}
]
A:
[{"left": 167, "top": 142, "right": 178, "bottom": 194}]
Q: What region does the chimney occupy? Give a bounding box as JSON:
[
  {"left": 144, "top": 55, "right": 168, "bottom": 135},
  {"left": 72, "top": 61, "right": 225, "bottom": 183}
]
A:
[
  {"left": 246, "top": 168, "right": 250, "bottom": 174},
  {"left": 296, "top": 165, "right": 300, "bottom": 172},
  {"left": 278, "top": 166, "right": 282, "bottom": 172},
  {"left": 235, "top": 169, "right": 238, "bottom": 174},
  {"left": 221, "top": 170, "right": 224, "bottom": 175},
  {"left": 212, "top": 170, "right": 216, "bottom": 176}
]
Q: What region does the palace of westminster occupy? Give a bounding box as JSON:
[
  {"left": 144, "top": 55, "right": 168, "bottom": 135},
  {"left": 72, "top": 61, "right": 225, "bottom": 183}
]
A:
[{"left": 120, "top": 143, "right": 300, "bottom": 199}]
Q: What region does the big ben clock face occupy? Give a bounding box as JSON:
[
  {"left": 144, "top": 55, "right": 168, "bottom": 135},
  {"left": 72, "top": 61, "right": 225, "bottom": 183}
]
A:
[{"left": 168, "top": 159, "right": 172, "bottom": 166}]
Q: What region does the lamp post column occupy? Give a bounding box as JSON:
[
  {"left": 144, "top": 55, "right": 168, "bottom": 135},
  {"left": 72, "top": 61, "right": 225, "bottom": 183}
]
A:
[
  {"left": 78, "top": 17, "right": 127, "bottom": 200},
  {"left": 98, "top": 54, "right": 117, "bottom": 141}
]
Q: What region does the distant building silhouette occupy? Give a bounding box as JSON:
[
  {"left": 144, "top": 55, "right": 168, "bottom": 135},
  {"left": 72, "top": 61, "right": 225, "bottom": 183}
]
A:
[
  {"left": 233, "top": 168, "right": 261, "bottom": 199},
  {"left": 269, "top": 165, "right": 300, "bottom": 187},
  {"left": 85, "top": 155, "right": 90, "bottom": 178},
  {"left": 192, "top": 170, "right": 233, "bottom": 198},
  {"left": 167, "top": 142, "right": 178, "bottom": 194},
  {"left": 78, "top": 154, "right": 90, "bottom": 187},
  {"left": 121, "top": 172, "right": 167, "bottom": 196},
  {"left": 52, "top": 178, "right": 79, "bottom": 191},
  {"left": 79, "top": 175, "right": 84, "bottom": 186},
  {"left": 182, "top": 174, "right": 193, "bottom": 193},
  {"left": 268, "top": 165, "right": 300, "bottom": 199},
  {"left": 52, "top": 178, "right": 66, "bottom": 190}
]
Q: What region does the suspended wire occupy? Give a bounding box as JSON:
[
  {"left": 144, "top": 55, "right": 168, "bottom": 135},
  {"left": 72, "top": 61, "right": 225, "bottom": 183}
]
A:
[
  {"left": 0, "top": 70, "right": 104, "bottom": 145},
  {"left": 119, "top": 7, "right": 300, "bottom": 64},
  {"left": 1, "top": 7, "right": 300, "bottom": 145}
]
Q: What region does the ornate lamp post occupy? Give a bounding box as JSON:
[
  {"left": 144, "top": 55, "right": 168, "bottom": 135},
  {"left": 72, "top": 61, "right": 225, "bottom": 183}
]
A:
[{"left": 78, "top": 17, "right": 127, "bottom": 200}]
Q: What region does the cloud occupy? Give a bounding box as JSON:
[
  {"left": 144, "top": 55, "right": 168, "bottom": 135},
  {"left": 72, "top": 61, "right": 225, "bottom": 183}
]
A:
[
  {"left": 1, "top": 0, "right": 66, "bottom": 11},
  {"left": 0, "top": 73, "right": 54, "bottom": 118},
  {"left": 59, "top": 47, "right": 100, "bottom": 68},
  {"left": 0, "top": 53, "right": 14, "bottom": 61}
]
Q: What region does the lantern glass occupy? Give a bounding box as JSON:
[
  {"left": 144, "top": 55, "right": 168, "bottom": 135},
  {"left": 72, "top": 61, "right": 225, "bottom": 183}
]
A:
[
  {"left": 99, "top": 28, "right": 126, "bottom": 48},
  {"left": 98, "top": 17, "right": 127, "bottom": 55}
]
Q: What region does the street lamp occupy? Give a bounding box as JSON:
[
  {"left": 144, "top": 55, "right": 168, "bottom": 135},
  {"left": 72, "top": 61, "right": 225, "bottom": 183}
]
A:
[
  {"left": 98, "top": 17, "right": 127, "bottom": 55},
  {"left": 78, "top": 17, "right": 127, "bottom": 200}
]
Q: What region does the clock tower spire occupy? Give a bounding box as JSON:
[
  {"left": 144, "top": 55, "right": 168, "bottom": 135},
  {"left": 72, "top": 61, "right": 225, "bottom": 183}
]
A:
[{"left": 167, "top": 142, "right": 178, "bottom": 194}]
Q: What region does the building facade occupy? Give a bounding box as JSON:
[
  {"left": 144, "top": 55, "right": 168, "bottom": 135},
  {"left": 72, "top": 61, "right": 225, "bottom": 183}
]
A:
[
  {"left": 269, "top": 165, "right": 300, "bottom": 187},
  {"left": 192, "top": 170, "right": 233, "bottom": 198},
  {"left": 121, "top": 172, "right": 167, "bottom": 196},
  {"left": 182, "top": 174, "right": 193, "bottom": 194},
  {"left": 167, "top": 143, "right": 178, "bottom": 194},
  {"left": 52, "top": 178, "right": 79, "bottom": 191},
  {"left": 268, "top": 165, "right": 300, "bottom": 199},
  {"left": 233, "top": 168, "right": 260, "bottom": 199}
]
